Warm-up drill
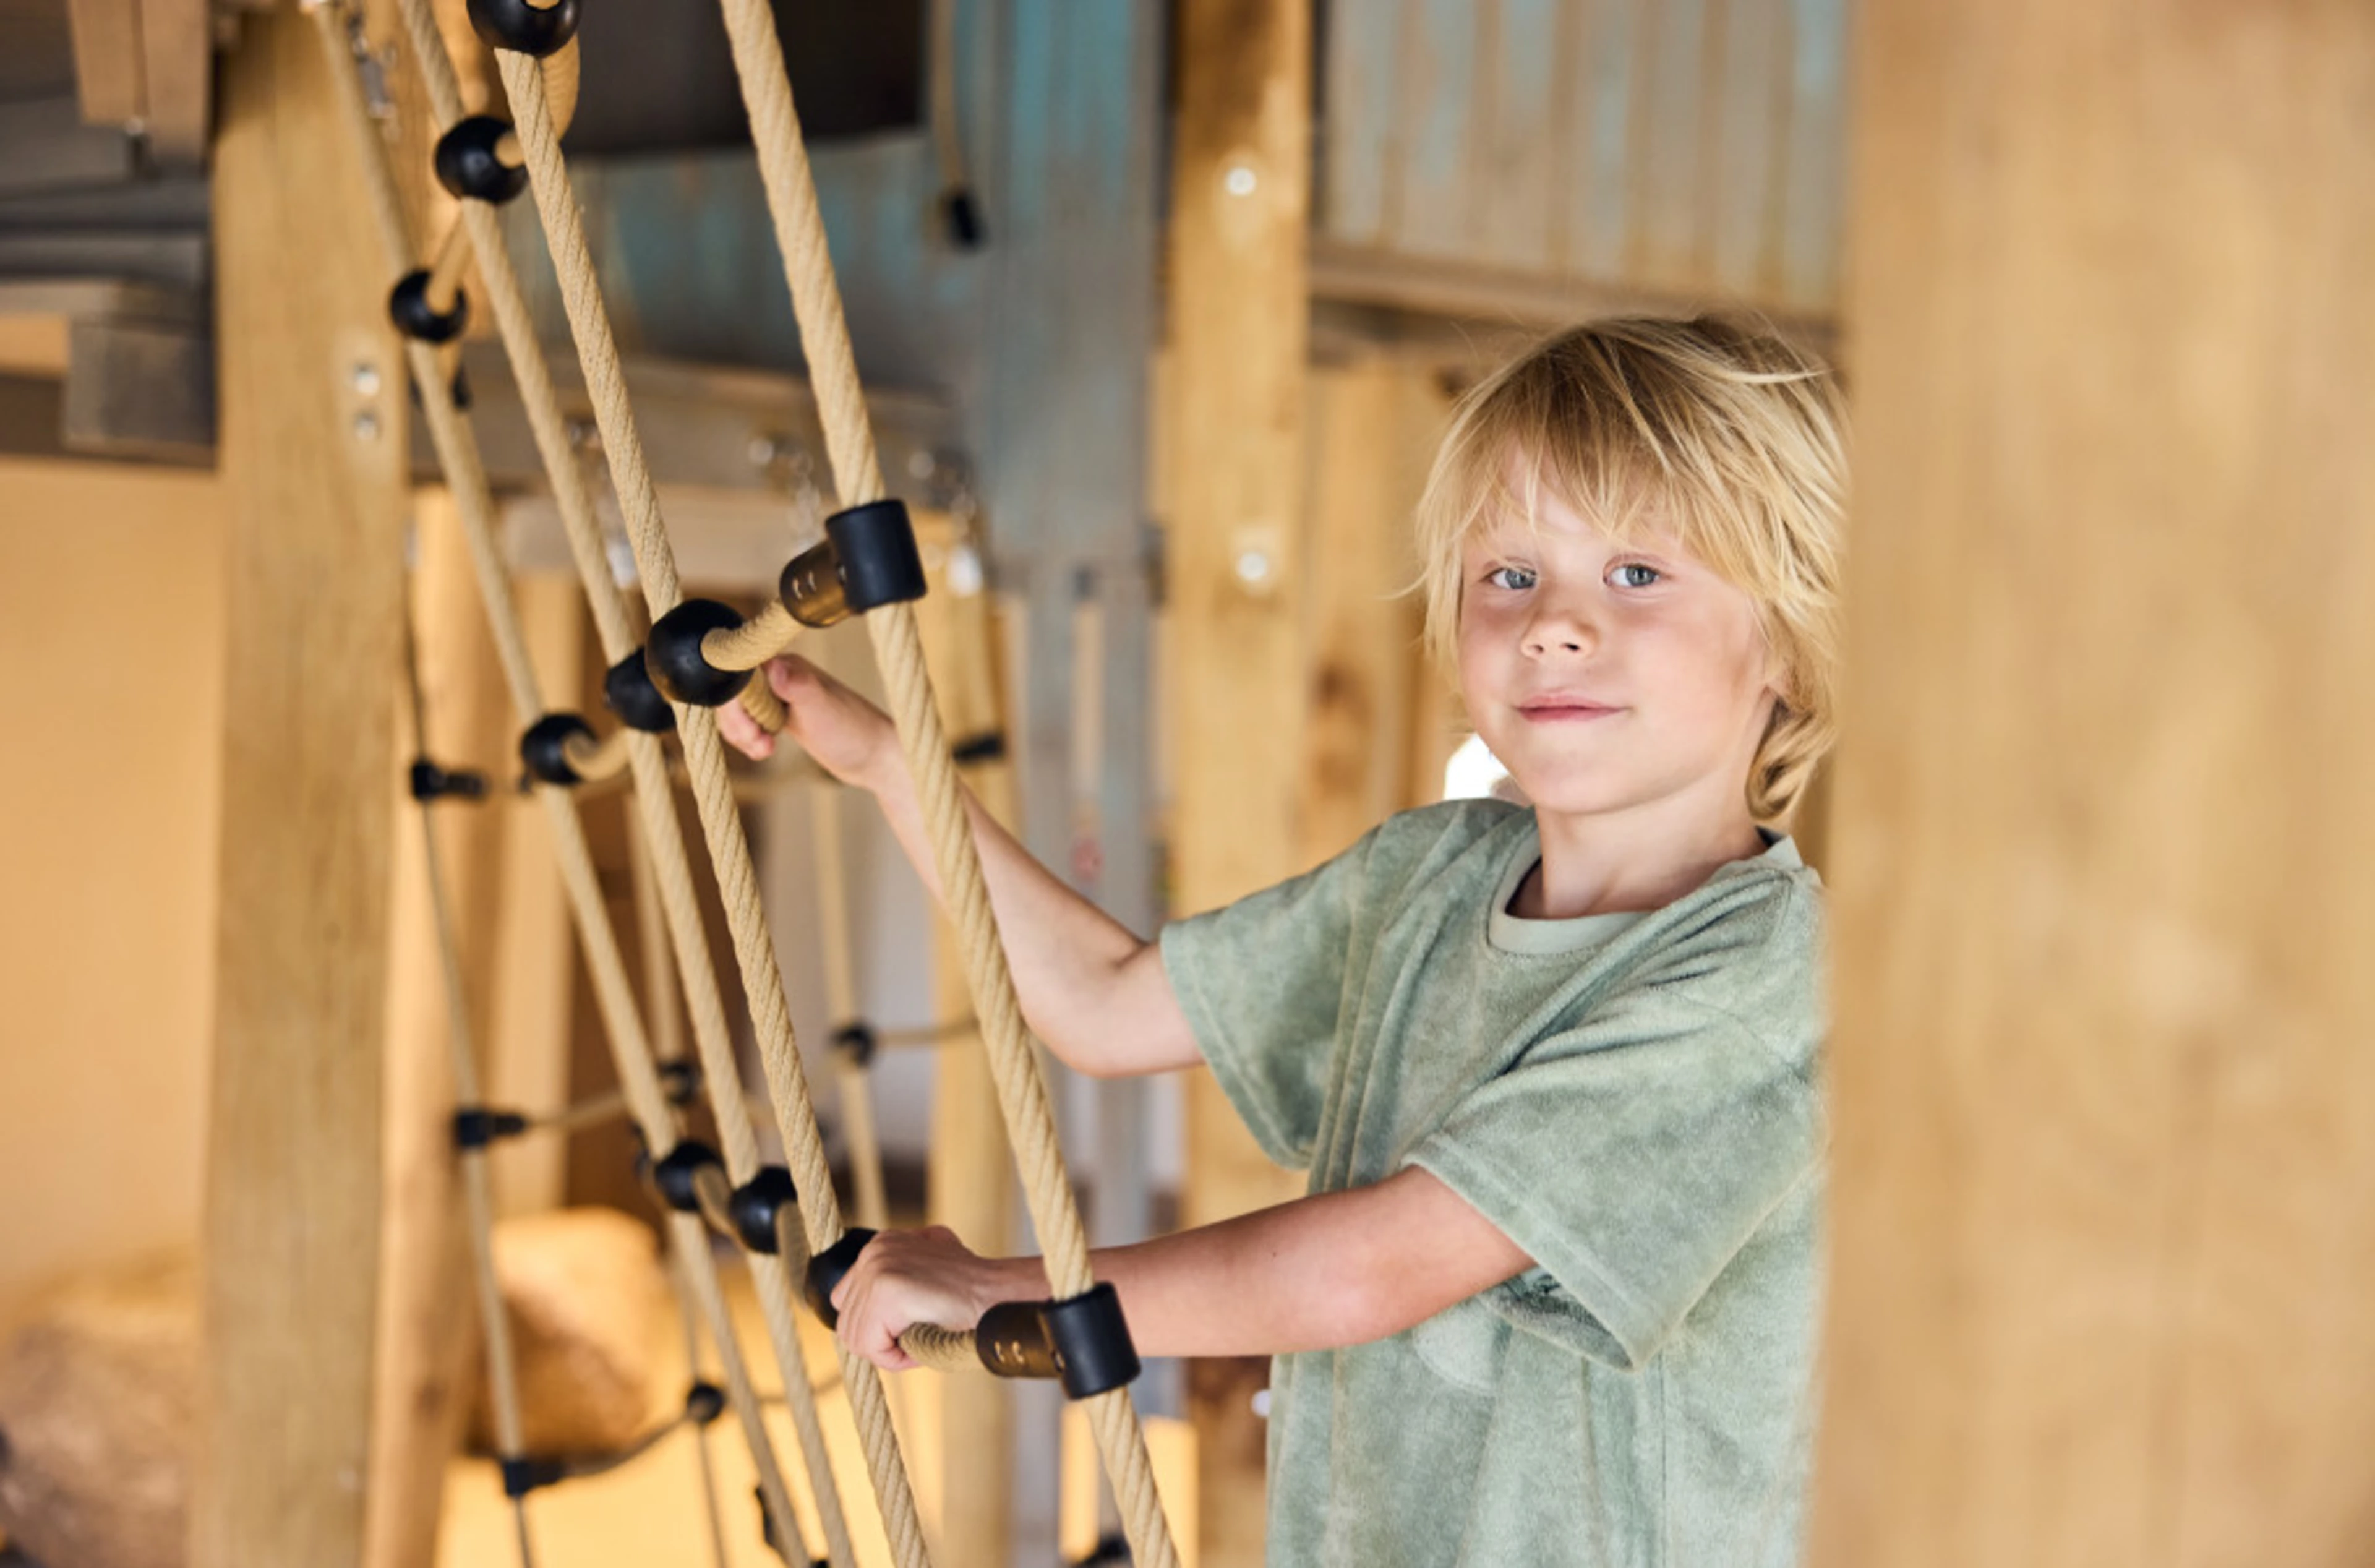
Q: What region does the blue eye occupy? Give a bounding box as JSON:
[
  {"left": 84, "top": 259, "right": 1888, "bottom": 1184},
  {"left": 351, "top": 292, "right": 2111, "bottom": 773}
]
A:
[
  {"left": 1484, "top": 565, "right": 1537, "bottom": 591},
  {"left": 1610, "top": 563, "right": 1662, "bottom": 589}
]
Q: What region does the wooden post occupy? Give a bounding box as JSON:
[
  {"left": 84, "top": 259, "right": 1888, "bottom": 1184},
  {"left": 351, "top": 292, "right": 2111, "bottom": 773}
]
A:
[
  {"left": 197, "top": 7, "right": 409, "bottom": 1567},
  {"left": 1815, "top": 4, "right": 2375, "bottom": 1566},
  {"left": 1166, "top": 2, "right": 1310, "bottom": 1563}
]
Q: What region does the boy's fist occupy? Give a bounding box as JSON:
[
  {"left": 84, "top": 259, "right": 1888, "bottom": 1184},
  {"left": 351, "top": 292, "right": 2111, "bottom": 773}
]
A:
[{"left": 717, "top": 654, "right": 901, "bottom": 792}]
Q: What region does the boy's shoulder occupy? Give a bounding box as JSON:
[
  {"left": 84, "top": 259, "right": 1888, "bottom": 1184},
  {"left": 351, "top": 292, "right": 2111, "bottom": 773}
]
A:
[{"left": 1348, "top": 796, "right": 1531, "bottom": 902}]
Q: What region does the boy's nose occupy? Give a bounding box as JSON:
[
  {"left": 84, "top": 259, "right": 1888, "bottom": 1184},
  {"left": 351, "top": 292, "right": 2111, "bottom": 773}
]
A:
[{"left": 1522, "top": 605, "right": 1597, "bottom": 656}]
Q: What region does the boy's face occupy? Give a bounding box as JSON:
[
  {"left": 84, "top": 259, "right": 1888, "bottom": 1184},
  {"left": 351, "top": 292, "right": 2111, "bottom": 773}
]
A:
[{"left": 1457, "top": 486, "right": 1778, "bottom": 829}]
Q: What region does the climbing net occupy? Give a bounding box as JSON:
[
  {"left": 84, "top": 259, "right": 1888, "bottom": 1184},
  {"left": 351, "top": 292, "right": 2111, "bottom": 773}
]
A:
[{"left": 303, "top": 1, "right": 1183, "bottom": 1566}]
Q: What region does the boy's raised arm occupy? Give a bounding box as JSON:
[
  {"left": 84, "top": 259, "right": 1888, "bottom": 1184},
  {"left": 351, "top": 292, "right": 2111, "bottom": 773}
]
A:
[{"left": 721, "top": 654, "right": 1204, "bottom": 1080}]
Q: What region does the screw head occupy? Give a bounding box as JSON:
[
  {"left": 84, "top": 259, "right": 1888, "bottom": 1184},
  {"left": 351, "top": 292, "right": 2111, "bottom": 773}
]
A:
[
  {"left": 351, "top": 362, "right": 382, "bottom": 397},
  {"left": 1233, "top": 547, "right": 1272, "bottom": 586},
  {"left": 353, "top": 411, "right": 382, "bottom": 441},
  {"left": 1223, "top": 162, "right": 1258, "bottom": 197}
]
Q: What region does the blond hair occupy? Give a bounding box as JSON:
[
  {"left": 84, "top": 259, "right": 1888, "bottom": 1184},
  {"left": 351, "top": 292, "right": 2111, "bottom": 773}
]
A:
[{"left": 1414, "top": 315, "right": 1846, "bottom": 825}]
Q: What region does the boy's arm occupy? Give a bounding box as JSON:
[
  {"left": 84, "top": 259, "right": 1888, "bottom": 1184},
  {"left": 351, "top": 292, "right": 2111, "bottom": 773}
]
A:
[
  {"left": 722, "top": 655, "right": 1202, "bottom": 1079},
  {"left": 831, "top": 1167, "right": 1536, "bottom": 1368}
]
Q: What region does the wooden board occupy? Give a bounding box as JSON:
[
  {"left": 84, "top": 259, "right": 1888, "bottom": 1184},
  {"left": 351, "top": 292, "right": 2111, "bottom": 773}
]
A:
[
  {"left": 64, "top": 0, "right": 142, "bottom": 126},
  {"left": 1166, "top": 4, "right": 1312, "bottom": 1564},
  {"left": 197, "top": 7, "right": 411, "bottom": 1565},
  {"left": 1813, "top": 4, "right": 2375, "bottom": 1564},
  {"left": 137, "top": 0, "right": 211, "bottom": 165}
]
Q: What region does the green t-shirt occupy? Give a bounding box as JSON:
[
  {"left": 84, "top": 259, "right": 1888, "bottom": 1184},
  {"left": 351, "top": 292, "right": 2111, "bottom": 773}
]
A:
[{"left": 1160, "top": 799, "right": 1826, "bottom": 1567}]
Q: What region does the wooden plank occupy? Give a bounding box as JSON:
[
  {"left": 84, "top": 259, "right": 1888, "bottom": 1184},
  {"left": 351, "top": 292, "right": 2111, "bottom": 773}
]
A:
[
  {"left": 1478, "top": 0, "right": 1565, "bottom": 274},
  {"left": 1776, "top": 0, "right": 1846, "bottom": 310},
  {"left": 1814, "top": 4, "right": 2375, "bottom": 1565},
  {"left": 1167, "top": 4, "right": 1311, "bottom": 1565},
  {"left": 1707, "top": 0, "right": 1788, "bottom": 300},
  {"left": 1317, "top": 0, "right": 1405, "bottom": 247},
  {"left": 1388, "top": 0, "right": 1481, "bottom": 260},
  {"left": 64, "top": 0, "right": 143, "bottom": 126},
  {"left": 363, "top": 488, "right": 512, "bottom": 1568},
  {"left": 1630, "top": 0, "right": 1711, "bottom": 288},
  {"left": 197, "top": 6, "right": 410, "bottom": 1565},
  {"left": 138, "top": 0, "right": 212, "bottom": 166},
  {"left": 1564, "top": 0, "right": 1643, "bottom": 280}
]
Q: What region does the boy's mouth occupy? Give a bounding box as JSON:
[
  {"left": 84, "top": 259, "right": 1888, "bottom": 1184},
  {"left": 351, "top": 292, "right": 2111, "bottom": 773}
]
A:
[{"left": 1517, "top": 694, "right": 1622, "bottom": 722}]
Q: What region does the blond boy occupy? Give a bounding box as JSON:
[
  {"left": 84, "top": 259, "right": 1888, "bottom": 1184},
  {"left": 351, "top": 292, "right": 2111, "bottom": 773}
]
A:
[{"left": 725, "top": 315, "right": 1846, "bottom": 1567}]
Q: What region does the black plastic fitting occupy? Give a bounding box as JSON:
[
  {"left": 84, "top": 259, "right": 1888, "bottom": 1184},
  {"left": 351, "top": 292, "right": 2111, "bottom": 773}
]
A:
[
  {"left": 942, "top": 187, "right": 986, "bottom": 250},
  {"left": 683, "top": 1381, "right": 726, "bottom": 1426},
  {"left": 466, "top": 0, "right": 580, "bottom": 57},
  {"left": 975, "top": 1283, "right": 1140, "bottom": 1399},
  {"left": 453, "top": 1107, "right": 531, "bottom": 1150},
  {"left": 518, "top": 711, "right": 596, "bottom": 786},
  {"left": 656, "top": 1058, "right": 701, "bottom": 1106},
  {"left": 753, "top": 1486, "right": 829, "bottom": 1568},
  {"left": 388, "top": 270, "right": 468, "bottom": 344},
  {"left": 409, "top": 756, "right": 490, "bottom": 802},
  {"left": 803, "top": 1227, "right": 877, "bottom": 1328},
  {"left": 501, "top": 1455, "right": 568, "bottom": 1499},
  {"left": 729, "top": 1166, "right": 798, "bottom": 1254},
  {"left": 602, "top": 646, "right": 676, "bottom": 732},
  {"left": 950, "top": 730, "right": 1008, "bottom": 767},
  {"left": 651, "top": 1139, "right": 723, "bottom": 1215},
  {"left": 435, "top": 115, "right": 529, "bottom": 205},
  {"left": 450, "top": 364, "right": 474, "bottom": 412},
  {"left": 829, "top": 1021, "right": 878, "bottom": 1069},
  {"left": 825, "top": 499, "right": 928, "bottom": 615},
  {"left": 644, "top": 599, "right": 751, "bottom": 707}
]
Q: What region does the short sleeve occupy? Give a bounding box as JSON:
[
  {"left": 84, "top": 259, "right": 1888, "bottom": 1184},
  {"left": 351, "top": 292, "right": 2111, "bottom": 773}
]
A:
[
  {"left": 1158, "top": 830, "right": 1380, "bottom": 1171},
  {"left": 1408, "top": 993, "right": 1822, "bottom": 1369}
]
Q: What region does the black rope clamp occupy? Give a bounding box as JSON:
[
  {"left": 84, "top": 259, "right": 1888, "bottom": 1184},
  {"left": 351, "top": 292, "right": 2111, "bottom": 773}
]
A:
[
  {"left": 950, "top": 730, "right": 1008, "bottom": 767},
  {"left": 409, "top": 756, "right": 490, "bottom": 802},
  {"left": 603, "top": 646, "right": 677, "bottom": 732},
  {"left": 776, "top": 500, "right": 929, "bottom": 630},
  {"left": 683, "top": 1380, "right": 726, "bottom": 1426},
  {"left": 753, "top": 1484, "right": 832, "bottom": 1568},
  {"left": 435, "top": 114, "right": 529, "bottom": 205},
  {"left": 656, "top": 1058, "right": 702, "bottom": 1107},
  {"left": 519, "top": 711, "right": 596, "bottom": 786},
  {"left": 729, "top": 1167, "right": 799, "bottom": 1254},
  {"left": 941, "top": 187, "right": 986, "bottom": 250},
  {"left": 389, "top": 269, "right": 468, "bottom": 344},
  {"left": 650, "top": 1139, "right": 724, "bottom": 1215},
  {"left": 644, "top": 599, "right": 752, "bottom": 708},
  {"left": 975, "top": 1282, "right": 1141, "bottom": 1400},
  {"left": 500, "top": 1455, "right": 568, "bottom": 1499},
  {"left": 466, "top": 0, "right": 580, "bottom": 57},
  {"left": 453, "top": 1107, "right": 530, "bottom": 1150},
  {"left": 829, "top": 1021, "right": 878, "bottom": 1069},
  {"left": 803, "top": 1227, "right": 876, "bottom": 1328}
]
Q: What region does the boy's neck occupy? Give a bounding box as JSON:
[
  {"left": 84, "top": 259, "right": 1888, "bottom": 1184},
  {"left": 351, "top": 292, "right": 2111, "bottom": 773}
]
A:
[{"left": 1512, "top": 787, "right": 1771, "bottom": 920}]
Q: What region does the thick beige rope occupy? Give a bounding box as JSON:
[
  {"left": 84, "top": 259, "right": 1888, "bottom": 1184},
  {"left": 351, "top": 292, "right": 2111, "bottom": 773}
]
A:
[
  {"left": 309, "top": 6, "right": 812, "bottom": 1557},
  {"left": 388, "top": 6, "right": 902, "bottom": 1561},
  {"left": 811, "top": 784, "right": 889, "bottom": 1230},
  {"left": 706, "top": 0, "right": 1182, "bottom": 1558}
]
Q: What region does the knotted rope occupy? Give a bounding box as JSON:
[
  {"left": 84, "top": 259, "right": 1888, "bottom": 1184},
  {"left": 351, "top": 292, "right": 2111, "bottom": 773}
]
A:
[
  {"left": 683, "top": 0, "right": 1184, "bottom": 1557},
  {"left": 307, "top": 7, "right": 828, "bottom": 1561}
]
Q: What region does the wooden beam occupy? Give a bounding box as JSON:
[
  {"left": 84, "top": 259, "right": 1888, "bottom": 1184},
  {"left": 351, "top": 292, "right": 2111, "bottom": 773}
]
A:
[
  {"left": 195, "top": 7, "right": 409, "bottom": 1566},
  {"left": 1165, "top": 2, "right": 1311, "bottom": 1564},
  {"left": 1815, "top": 4, "right": 2375, "bottom": 1566},
  {"left": 139, "top": 0, "right": 212, "bottom": 166},
  {"left": 64, "top": 0, "right": 143, "bottom": 127}
]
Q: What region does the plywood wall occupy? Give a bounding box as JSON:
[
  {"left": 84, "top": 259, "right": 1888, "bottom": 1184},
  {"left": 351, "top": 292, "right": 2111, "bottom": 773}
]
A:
[{"left": 0, "top": 455, "right": 225, "bottom": 1309}]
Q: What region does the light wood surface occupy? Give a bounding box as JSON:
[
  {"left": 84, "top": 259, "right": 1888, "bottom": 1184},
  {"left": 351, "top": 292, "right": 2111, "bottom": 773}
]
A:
[
  {"left": 64, "top": 0, "right": 142, "bottom": 126},
  {"left": 197, "top": 6, "right": 411, "bottom": 1565},
  {"left": 1815, "top": 4, "right": 2375, "bottom": 1565},
  {"left": 1166, "top": 4, "right": 1312, "bottom": 1564}
]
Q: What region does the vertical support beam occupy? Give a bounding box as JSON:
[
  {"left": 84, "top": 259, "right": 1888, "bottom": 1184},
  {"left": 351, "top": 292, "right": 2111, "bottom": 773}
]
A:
[
  {"left": 1816, "top": 4, "right": 2375, "bottom": 1566},
  {"left": 196, "top": 8, "right": 410, "bottom": 1568},
  {"left": 1165, "top": 4, "right": 1310, "bottom": 1566}
]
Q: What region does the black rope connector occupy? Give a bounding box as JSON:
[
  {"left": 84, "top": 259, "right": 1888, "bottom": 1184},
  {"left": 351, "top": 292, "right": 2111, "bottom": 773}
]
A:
[
  {"left": 389, "top": 270, "right": 468, "bottom": 344},
  {"left": 519, "top": 711, "right": 596, "bottom": 786},
  {"left": 729, "top": 1166, "right": 798, "bottom": 1254},
  {"left": 941, "top": 186, "right": 986, "bottom": 250},
  {"left": 975, "top": 1282, "right": 1141, "bottom": 1399},
  {"left": 603, "top": 646, "right": 677, "bottom": 732},
  {"left": 753, "top": 1485, "right": 832, "bottom": 1568},
  {"left": 453, "top": 1107, "right": 531, "bottom": 1150},
  {"left": 656, "top": 1057, "right": 701, "bottom": 1107},
  {"left": 803, "top": 1227, "right": 876, "bottom": 1328},
  {"left": 683, "top": 1380, "right": 726, "bottom": 1426},
  {"left": 829, "top": 1021, "right": 878, "bottom": 1068},
  {"left": 409, "top": 756, "right": 491, "bottom": 802},
  {"left": 450, "top": 364, "right": 474, "bottom": 412},
  {"left": 950, "top": 730, "right": 1008, "bottom": 767},
  {"left": 435, "top": 114, "right": 530, "bottom": 205},
  {"left": 1072, "top": 1532, "right": 1132, "bottom": 1568},
  {"left": 466, "top": 0, "right": 580, "bottom": 57},
  {"left": 651, "top": 1139, "right": 724, "bottom": 1215},
  {"left": 644, "top": 599, "right": 752, "bottom": 707},
  {"left": 500, "top": 1455, "right": 568, "bottom": 1499},
  {"left": 828, "top": 499, "right": 928, "bottom": 615}
]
